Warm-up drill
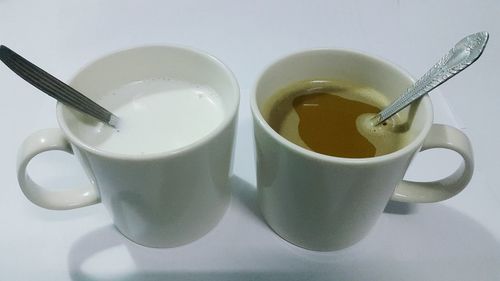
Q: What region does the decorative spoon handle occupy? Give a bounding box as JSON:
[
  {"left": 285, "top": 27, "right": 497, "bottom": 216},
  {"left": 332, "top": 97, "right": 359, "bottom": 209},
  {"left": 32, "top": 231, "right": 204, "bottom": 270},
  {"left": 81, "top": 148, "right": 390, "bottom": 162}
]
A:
[
  {"left": 373, "top": 31, "right": 489, "bottom": 125},
  {"left": 0, "top": 45, "right": 119, "bottom": 127}
]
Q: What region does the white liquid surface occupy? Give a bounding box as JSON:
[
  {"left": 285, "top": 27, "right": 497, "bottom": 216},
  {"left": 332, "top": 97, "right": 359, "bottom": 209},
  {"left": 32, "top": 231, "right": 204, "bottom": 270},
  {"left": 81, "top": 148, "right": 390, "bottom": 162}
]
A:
[{"left": 92, "top": 79, "right": 224, "bottom": 155}]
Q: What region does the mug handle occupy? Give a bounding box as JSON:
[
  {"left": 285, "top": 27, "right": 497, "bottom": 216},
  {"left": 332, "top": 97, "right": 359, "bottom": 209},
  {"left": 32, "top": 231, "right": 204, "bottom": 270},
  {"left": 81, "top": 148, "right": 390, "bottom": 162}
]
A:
[
  {"left": 392, "top": 124, "right": 474, "bottom": 203},
  {"left": 17, "top": 128, "right": 100, "bottom": 210}
]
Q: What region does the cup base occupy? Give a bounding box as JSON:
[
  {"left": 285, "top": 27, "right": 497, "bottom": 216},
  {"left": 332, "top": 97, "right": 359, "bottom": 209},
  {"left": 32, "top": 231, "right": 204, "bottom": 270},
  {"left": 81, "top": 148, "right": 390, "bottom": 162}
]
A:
[
  {"left": 266, "top": 221, "right": 366, "bottom": 252},
  {"left": 112, "top": 197, "right": 231, "bottom": 248}
]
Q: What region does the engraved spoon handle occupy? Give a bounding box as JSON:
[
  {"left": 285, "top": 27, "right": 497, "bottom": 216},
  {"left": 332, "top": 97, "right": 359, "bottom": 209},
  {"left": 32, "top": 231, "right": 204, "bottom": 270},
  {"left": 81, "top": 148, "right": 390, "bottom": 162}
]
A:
[
  {"left": 0, "top": 45, "right": 119, "bottom": 127},
  {"left": 373, "top": 31, "right": 489, "bottom": 125}
]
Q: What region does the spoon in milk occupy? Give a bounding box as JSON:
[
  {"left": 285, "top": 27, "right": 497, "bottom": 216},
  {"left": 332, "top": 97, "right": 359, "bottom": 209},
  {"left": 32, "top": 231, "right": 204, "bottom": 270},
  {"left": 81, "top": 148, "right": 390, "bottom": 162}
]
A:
[
  {"left": 372, "top": 31, "right": 489, "bottom": 126},
  {"left": 0, "top": 45, "right": 119, "bottom": 128}
]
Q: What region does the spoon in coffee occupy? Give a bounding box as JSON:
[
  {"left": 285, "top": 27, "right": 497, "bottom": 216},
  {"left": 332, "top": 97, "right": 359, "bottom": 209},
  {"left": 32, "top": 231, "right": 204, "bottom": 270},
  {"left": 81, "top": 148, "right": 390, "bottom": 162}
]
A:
[
  {"left": 372, "top": 31, "right": 489, "bottom": 126},
  {"left": 0, "top": 45, "right": 119, "bottom": 128}
]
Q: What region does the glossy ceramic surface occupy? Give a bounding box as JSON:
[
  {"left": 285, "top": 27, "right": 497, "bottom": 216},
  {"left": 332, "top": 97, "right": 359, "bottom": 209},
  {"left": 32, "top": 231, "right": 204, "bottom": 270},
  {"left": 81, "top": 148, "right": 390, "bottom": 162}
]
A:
[
  {"left": 17, "top": 46, "right": 240, "bottom": 247},
  {"left": 251, "top": 49, "right": 473, "bottom": 251}
]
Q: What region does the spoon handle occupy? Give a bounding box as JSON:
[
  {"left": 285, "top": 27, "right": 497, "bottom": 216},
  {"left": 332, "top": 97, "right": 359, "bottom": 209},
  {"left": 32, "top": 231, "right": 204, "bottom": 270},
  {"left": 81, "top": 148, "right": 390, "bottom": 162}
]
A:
[
  {"left": 0, "top": 45, "right": 119, "bottom": 127},
  {"left": 374, "top": 31, "right": 489, "bottom": 125}
]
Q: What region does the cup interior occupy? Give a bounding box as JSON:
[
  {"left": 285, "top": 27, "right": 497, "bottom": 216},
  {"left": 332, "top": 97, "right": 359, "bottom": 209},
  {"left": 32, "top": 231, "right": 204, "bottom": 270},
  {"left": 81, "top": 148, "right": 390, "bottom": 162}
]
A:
[
  {"left": 253, "top": 49, "right": 433, "bottom": 160},
  {"left": 57, "top": 46, "right": 239, "bottom": 158}
]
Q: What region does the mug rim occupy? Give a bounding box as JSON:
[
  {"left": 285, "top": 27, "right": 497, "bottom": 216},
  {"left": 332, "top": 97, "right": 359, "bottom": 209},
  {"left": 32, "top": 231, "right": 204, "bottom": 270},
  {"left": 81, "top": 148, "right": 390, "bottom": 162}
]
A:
[
  {"left": 250, "top": 48, "right": 434, "bottom": 165},
  {"left": 56, "top": 44, "right": 240, "bottom": 161}
]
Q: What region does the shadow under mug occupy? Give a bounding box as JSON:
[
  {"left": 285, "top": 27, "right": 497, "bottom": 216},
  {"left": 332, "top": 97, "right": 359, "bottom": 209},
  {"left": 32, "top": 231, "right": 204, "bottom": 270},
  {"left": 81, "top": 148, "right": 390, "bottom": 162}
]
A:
[
  {"left": 251, "top": 49, "right": 474, "bottom": 251},
  {"left": 16, "top": 46, "right": 240, "bottom": 248}
]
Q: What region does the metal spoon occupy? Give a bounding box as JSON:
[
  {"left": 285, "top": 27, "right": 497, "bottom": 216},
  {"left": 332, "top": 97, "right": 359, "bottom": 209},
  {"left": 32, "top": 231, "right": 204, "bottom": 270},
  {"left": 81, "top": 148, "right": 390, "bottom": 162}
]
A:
[
  {"left": 0, "top": 45, "right": 119, "bottom": 128},
  {"left": 373, "top": 31, "right": 489, "bottom": 126}
]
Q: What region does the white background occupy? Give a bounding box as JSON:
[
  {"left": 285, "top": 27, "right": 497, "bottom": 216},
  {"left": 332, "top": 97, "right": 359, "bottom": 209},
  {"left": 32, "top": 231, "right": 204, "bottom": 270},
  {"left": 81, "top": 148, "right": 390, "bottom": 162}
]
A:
[{"left": 0, "top": 1, "right": 499, "bottom": 280}]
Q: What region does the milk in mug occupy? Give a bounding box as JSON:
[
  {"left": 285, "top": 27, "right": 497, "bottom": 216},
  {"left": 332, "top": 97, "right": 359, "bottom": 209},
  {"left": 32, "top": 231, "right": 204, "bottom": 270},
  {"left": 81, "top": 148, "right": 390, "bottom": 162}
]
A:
[{"left": 90, "top": 78, "right": 224, "bottom": 155}]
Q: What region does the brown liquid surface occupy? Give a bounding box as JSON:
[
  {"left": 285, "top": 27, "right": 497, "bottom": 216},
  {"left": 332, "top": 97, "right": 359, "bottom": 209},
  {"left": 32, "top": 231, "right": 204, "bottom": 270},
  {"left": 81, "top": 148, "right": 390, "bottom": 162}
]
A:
[
  {"left": 264, "top": 80, "right": 412, "bottom": 158},
  {"left": 293, "top": 93, "right": 379, "bottom": 158}
]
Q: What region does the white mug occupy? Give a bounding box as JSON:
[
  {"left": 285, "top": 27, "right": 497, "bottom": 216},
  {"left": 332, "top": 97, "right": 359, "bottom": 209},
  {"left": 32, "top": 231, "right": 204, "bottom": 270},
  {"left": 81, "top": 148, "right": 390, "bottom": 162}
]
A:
[
  {"left": 251, "top": 49, "right": 474, "bottom": 251},
  {"left": 17, "top": 46, "right": 240, "bottom": 247}
]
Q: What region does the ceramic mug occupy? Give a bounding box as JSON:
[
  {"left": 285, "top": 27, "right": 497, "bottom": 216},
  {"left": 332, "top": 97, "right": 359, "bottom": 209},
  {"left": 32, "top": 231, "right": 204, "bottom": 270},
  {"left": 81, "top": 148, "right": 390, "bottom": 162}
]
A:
[
  {"left": 251, "top": 49, "right": 474, "bottom": 251},
  {"left": 17, "top": 46, "right": 239, "bottom": 247}
]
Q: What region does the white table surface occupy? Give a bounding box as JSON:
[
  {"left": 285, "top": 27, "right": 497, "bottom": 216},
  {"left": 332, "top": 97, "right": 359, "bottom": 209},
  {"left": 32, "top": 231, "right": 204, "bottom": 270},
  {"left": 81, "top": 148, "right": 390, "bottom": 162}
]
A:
[{"left": 1, "top": 1, "right": 499, "bottom": 280}]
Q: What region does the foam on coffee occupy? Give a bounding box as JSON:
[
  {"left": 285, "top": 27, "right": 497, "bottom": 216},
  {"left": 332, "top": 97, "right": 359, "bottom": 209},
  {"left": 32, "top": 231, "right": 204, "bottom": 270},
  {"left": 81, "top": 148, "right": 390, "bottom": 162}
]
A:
[
  {"left": 263, "top": 79, "right": 412, "bottom": 158},
  {"left": 77, "top": 78, "right": 224, "bottom": 155}
]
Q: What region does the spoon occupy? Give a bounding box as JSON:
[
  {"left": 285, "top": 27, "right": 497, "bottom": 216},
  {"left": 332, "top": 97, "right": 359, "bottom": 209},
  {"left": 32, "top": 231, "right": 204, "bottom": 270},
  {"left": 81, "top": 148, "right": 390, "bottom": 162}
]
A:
[
  {"left": 372, "top": 31, "right": 489, "bottom": 126},
  {"left": 0, "top": 45, "right": 119, "bottom": 128}
]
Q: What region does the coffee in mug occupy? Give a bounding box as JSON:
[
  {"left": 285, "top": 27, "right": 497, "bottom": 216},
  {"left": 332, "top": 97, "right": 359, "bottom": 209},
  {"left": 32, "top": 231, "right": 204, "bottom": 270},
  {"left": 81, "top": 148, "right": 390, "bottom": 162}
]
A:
[{"left": 251, "top": 49, "right": 474, "bottom": 251}]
